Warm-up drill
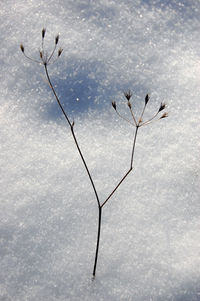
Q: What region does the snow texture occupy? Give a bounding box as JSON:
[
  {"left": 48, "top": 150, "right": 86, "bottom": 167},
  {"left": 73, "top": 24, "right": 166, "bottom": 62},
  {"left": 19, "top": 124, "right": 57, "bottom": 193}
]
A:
[{"left": 1, "top": 0, "right": 200, "bottom": 300}]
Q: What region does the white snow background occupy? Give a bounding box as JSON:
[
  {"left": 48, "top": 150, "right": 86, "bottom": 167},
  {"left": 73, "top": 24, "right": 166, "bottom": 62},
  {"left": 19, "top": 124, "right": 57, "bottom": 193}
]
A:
[{"left": 1, "top": 0, "right": 200, "bottom": 300}]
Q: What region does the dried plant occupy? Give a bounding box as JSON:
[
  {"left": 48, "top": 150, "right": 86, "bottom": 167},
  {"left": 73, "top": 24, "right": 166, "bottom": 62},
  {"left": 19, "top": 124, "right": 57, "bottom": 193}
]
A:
[{"left": 20, "top": 29, "right": 168, "bottom": 278}]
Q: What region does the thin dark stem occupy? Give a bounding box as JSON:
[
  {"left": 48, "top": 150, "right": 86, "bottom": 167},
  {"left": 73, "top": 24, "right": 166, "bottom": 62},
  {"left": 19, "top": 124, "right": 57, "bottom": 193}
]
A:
[
  {"left": 22, "top": 34, "right": 164, "bottom": 279},
  {"left": 128, "top": 105, "right": 137, "bottom": 126},
  {"left": 47, "top": 44, "right": 57, "bottom": 63},
  {"left": 71, "top": 126, "right": 100, "bottom": 208},
  {"left": 115, "top": 109, "right": 134, "bottom": 126},
  {"left": 44, "top": 63, "right": 139, "bottom": 277},
  {"left": 44, "top": 63, "right": 104, "bottom": 277},
  {"left": 101, "top": 125, "right": 139, "bottom": 208},
  {"left": 130, "top": 125, "right": 139, "bottom": 168},
  {"left": 23, "top": 52, "right": 41, "bottom": 64},
  {"left": 101, "top": 169, "right": 132, "bottom": 208},
  {"left": 44, "top": 64, "right": 72, "bottom": 127},
  {"left": 44, "top": 64, "right": 101, "bottom": 208},
  {"left": 43, "top": 63, "right": 140, "bottom": 277},
  {"left": 93, "top": 205, "right": 102, "bottom": 277},
  {"left": 138, "top": 103, "right": 146, "bottom": 124},
  {"left": 92, "top": 125, "right": 139, "bottom": 276},
  {"left": 139, "top": 111, "right": 159, "bottom": 127}
]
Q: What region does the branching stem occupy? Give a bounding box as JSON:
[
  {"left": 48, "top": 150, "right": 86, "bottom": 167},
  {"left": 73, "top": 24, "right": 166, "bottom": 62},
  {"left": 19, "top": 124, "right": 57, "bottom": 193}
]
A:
[
  {"left": 92, "top": 126, "right": 139, "bottom": 277},
  {"left": 44, "top": 64, "right": 140, "bottom": 277},
  {"left": 21, "top": 31, "right": 167, "bottom": 279}
]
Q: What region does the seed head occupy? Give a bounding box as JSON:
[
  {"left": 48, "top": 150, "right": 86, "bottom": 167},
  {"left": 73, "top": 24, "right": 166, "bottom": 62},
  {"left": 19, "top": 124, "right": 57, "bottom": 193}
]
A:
[
  {"left": 145, "top": 94, "right": 149, "bottom": 105},
  {"left": 160, "top": 112, "right": 168, "bottom": 119},
  {"left": 42, "top": 28, "right": 46, "bottom": 39},
  {"left": 20, "top": 44, "right": 24, "bottom": 53},
  {"left": 112, "top": 101, "right": 117, "bottom": 110},
  {"left": 58, "top": 48, "right": 63, "bottom": 57},
  {"left": 158, "top": 102, "right": 166, "bottom": 112},
  {"left": 124, "top": 90, "right": 132, "bottom": 101},
  {"left": 55, "top": 34, "right": 59, "bottom": 45}
]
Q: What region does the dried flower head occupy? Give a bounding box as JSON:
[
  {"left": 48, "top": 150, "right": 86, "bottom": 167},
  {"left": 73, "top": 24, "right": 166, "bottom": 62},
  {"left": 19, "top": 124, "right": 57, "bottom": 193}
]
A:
[
  {"left": 124, "top": 90, "right": 132, "bottom": 101},
  {"left": 112, "top": 101, "right": 117, "bottom": 110},
  {"left": 145, "top": 94, "right": 149, "bottom": 105},
  {"left": 20, "top": 44, "right": 24, "bottom": 53},
  {"left": 160, "top": 112, "right": 168, "bottom": 119},
  {"left": 112, "top": 91, "right": 168, "bottom": 128},
  {"left": 58, "top": 48, "right": 63, "bottom": 57},
  {"left": 158, "top": 102, "right": 166, "bottom": 112},
  {"left": 20, "top": 29, "right": 63, "bottom": 66},
  {"left": 42, "top": 28, "right": 46, "bottom": 39},
  {"left": 55, "top": 34, "right": 59, "bottom": 45}
]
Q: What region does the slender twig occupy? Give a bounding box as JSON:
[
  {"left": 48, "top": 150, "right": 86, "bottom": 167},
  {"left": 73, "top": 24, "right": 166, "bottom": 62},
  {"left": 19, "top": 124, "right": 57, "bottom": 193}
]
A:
[
  {"left": 139, "top": 111, "right": 159, "bottom": 126},
  {"left": 20, "top": 29, "right": 168, "bottom": 279},
  {"left": 45, "top": 62, "right": 102, "bottom": 277},
  {"left": 92, "top": 125, "right": 139, "bottom": 277},
  {"left": 115, "top": 109, "right": 134, "bottom": 126},
  {"left": 44, "top": 64, "right": 138, "bottom": 277},
  {"left": 47, "top": 44, "right": 57, "bottom": 63},
  {"left": 101, "top": 125, "right": 139, "bottom": 208},
  {"left": 128, "top": 102, "right": 137, "bottom": 126},
  {"left": 70, "top": 125, "right": 101, "bottom": 208},
  {"left": 44, "top": 64, "right": 71, "bottom": 126},
  {"left": 93, "top": 205, "right": 102, "bottom": 277}
]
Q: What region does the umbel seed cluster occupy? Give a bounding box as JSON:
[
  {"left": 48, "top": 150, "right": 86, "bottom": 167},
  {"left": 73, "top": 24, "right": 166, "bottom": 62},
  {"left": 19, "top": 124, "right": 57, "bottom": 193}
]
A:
[
  {"left": 112, "top": 91, "right": 167, "bottom": 129},
  {"left": 20, "top": 28, "right": 63, "bottom": 66}
]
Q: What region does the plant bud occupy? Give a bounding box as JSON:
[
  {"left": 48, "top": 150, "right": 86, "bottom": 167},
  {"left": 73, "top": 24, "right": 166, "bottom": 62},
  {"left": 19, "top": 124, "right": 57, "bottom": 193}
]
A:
[
  {"left": 112, "top": 101, "right": 117, "bottom": 110},
  {"left": 145, "top": 94, "right": 149, "bottom": 105},
  {"left": 158, "top": 102, "right": 166, "bottom": 112},
  {"left": 42, "top": 28, "right": 46, "bottom": 39},
  {"left": 55, "top": 34, "right": 59, "bottom": 45},
  {"left": 20, "top": 44, "right": 24, "bottom": 53},
  {"left": 58, "top": 48, "right": 63, "bottom": 57},
  {"left": 124, "top": 90, "right": 132, "bottom": 101},
  {"left": 127, "top": 101, "right": 132, "bottom": 109},
  {"left": 160, "top": 112, "right": 168, "bottom": 119}
]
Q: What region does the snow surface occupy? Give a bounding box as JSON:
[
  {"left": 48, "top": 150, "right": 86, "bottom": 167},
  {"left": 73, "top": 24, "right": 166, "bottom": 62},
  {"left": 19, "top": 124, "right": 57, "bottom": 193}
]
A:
[{"left": 1, "top": 0, "right": 200, "bottom": 300}]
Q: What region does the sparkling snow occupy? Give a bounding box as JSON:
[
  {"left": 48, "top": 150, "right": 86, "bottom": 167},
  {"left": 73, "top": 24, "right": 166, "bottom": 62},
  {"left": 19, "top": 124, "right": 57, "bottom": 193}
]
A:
[{"left": 1, "top": 0, "right": 200, "bottom": 300}]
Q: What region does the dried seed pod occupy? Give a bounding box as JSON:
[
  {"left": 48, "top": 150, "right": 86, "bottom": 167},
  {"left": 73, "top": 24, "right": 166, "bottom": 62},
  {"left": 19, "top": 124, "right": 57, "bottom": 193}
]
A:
[
  {"left": 145, "top": 94, "right": 149, "bottom": 105},
  {"left": 160, "top": 112, "right": 168, "bottom": 119},
  {"left": 55, "top": 34, "right": 59, "bottom": 45},
  {"left": 158, "top": 102, "right": 166, "bottom": 112},
  {"left": 20, "top": 44, "right": 24, "bottom": 53},
  {"left": 112, "top": 101, "right": 117, "bottom": 110},
  {"left": 40, "top": 51, "right": 43, "bottom": 59},
  {"left": 42, "top": 28, "right": 46, "bottom": 39},
  {"left": 124, "top": 90, "right": 132, "bottom": 101},
  {"left": 58, "top": 48, "right": 63, "bottom": 57}
]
